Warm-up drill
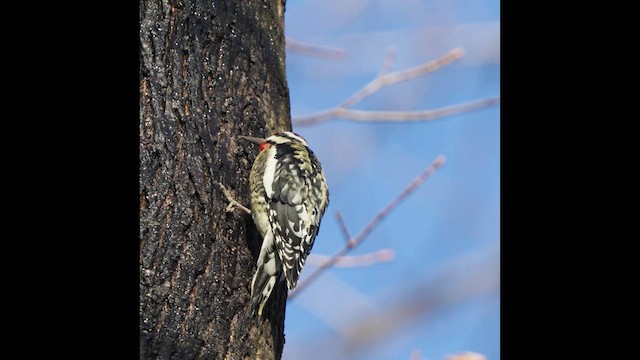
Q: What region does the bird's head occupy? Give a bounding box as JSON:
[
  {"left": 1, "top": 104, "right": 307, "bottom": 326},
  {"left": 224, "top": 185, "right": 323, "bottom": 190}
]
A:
[{"left": 239, "top": 131, "right": 308, "bottom": 152}]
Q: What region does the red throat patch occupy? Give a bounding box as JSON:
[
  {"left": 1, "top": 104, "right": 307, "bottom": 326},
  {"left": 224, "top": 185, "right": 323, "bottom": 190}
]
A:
[{"left": 259, "top": 142, "right": 271, "bottom": 152}]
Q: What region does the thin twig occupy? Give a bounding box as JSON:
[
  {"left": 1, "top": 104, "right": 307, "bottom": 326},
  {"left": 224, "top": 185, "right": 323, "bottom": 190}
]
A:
[
  {"left": 349, "top": 154, "right": 446, "bottom": 243},
  {"left": 342, "top": 97, "right": 501, "bottom": 121},
  {"left": 341, "top": 245, "right": 499, "bottom": 352},
  {"left": 296, "top": 97, "right": 500, "bottom": 126},
  {"left": 291, "top": 47, "right": 498, "bottom": 127},
  {"left": 289, "top": 155, "right": 446, "bottom": 299},
  {"left": 446, "top": 352, "right": 486, "bottom": 360},
  {"left": 306, "top": 249, "right": 395, "bottom": 268},
  {"left": 335, "top": 211, "right": 354, "bottom": 247},
  {"left": 286, "top": 37, "right": 347, "bottom": 60},
  {"left": 291, "top": 243, "right": 499, "bottom": 358},
  {"left": 341, "top": 48, "right": 464, "bottom": 109},
  {"left": 378, "top": 47, "right": 396, "bottom": 77},
  {"left": 292, "top": 108, "right": 343, "bottom": 126},
  {"left": 409, "top": 349, "right": 422, "bottom": 360}
]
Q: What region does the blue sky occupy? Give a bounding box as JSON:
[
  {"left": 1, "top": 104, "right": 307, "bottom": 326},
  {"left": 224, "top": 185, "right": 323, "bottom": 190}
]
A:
[{"left": 282, "top": 1, "right": 499, "bottom": 359}]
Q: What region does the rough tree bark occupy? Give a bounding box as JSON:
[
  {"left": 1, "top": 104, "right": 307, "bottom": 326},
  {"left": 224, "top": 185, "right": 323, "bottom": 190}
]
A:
[{"left": 140, "top": 0, "right": 291, "bottom": 359}]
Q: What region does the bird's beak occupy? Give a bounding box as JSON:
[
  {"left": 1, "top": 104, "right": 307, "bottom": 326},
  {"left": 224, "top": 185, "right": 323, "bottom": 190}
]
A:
[{"left": 238, "top": 135, "right": 266, "bottom": 145}]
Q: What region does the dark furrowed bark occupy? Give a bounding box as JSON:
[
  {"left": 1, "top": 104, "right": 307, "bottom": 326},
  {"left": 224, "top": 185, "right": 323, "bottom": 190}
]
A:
[{"left": 140, "top": 0, "right": 290, "bottom": 358}]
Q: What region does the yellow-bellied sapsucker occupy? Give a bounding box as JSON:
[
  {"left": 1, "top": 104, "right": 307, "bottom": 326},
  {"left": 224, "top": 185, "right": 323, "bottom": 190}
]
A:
[{"left": 239, "top": 131, "right": 329, "bottom": 317}]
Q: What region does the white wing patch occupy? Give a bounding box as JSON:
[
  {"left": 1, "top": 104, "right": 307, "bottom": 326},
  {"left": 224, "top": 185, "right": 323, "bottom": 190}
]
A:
[{"left": 262, "top": 146, "right": 278, "bottom": 198}]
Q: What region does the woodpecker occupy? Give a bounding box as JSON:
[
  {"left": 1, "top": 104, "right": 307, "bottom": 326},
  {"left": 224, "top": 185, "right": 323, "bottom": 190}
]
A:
[{"left": 239, "top": 131, "right": 329, "bottom": 317}]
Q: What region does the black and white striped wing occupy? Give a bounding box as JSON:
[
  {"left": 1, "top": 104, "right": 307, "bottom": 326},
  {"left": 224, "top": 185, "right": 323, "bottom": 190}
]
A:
[{"left": 266, "top": 143, "right": 326, "bottom": 289}]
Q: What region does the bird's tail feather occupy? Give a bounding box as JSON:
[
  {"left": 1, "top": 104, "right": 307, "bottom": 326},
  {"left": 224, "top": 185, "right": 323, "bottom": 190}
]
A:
[
  {"left": 251, "top": 232, "right": 279, "bottom": 316},
  {"left": 251, "top": 269, "right": 277, "bottom": 316}
]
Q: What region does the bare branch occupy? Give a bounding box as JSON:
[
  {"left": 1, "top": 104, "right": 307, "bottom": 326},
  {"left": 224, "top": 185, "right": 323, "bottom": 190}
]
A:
[
  {"left": 334, "top": 211, "right": 353, "bottom": 246},
  {"left": 446, "top": 352, "right": 486, "bottom": 360},
  {"left": 351, "top": 154, "right": 445, "bottom": 243},
  {"left": 409, "top": 349, "right": 421, "bottom": 360},
  {"left": 289, "top": 155, "right": 446, "bottom": 299},
  {"left": 336, "top": 97, "right": 501, "bottom": 122},
  {"left": 378, "top": 47, "right": 396, "bottom": 77},
  {"left": 286, "top": 244, "right": 499, "bottom": 358},
  {"left": 341, "top": 246, "right": 499, "bottom": 353},
  {"left": 293, "top": 97, "right": 500, "bottom": 126},
  {"left": 286, "top": 37, "right": 347, "bottom": 60},
  {"left": 290, "top": 47, "right": 499, "bottom": 127},
  {"left": 306, "top": 249, "right": 395, "bottom": 268},
  {"left": 292, "top": 108, "right": 343, "bottom": 126},
  {"left": 341, "top": 48, "right": 464, "bottom": 109}
]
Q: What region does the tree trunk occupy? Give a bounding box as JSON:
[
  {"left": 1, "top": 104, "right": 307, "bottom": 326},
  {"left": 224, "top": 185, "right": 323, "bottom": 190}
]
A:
[{"left": 139, "top": 0, "right": 291, "bottom": 358}]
